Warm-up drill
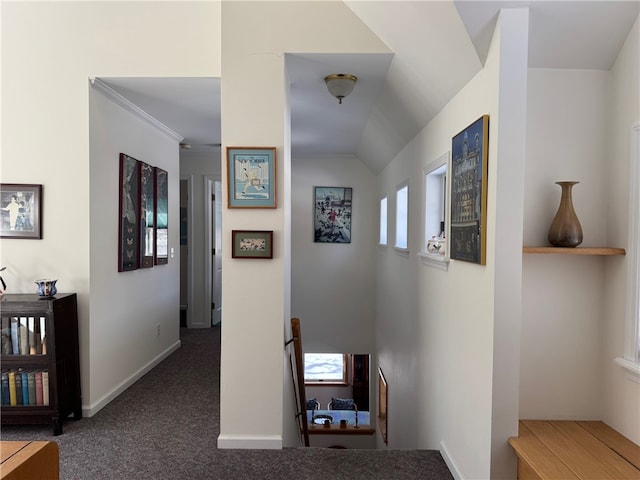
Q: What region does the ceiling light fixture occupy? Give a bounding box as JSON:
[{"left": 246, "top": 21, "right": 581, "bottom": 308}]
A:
[
  {"left": 324, "top": 74, "right": 358, "bottom": 105},
  {"left": 179, "top": 143, "right": 192, "bottom": 150}
]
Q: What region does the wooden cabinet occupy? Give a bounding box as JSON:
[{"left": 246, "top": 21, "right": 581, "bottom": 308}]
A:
[{"left": 0, "top": 293, "right": 81, "bottom": 435}]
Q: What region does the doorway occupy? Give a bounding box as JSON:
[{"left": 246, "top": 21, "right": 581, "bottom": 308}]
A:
[{"left": 205, "top": 175, "right": 222, "bottom": 326}]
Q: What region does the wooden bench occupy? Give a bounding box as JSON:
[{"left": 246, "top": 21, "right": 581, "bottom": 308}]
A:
[
  {"left": 509, "top": 420, "right": 640, "bottom": 480},
  {"left": 0, "top": 441, "right": 59, "bottom": 480}
]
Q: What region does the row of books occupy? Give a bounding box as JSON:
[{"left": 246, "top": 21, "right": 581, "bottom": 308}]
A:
[
  {"left": 1, "top": 369, "right": 50, "bottom": 407},
  {"left": 0, "top": 316, "right": 47, "bottom": 356}
]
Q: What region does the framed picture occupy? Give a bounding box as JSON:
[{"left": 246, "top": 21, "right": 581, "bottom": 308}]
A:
[
  {"left": 450, "top": 115, "right": 489, "bottom": 265},
  {"left": 118, "top": 153, "right": 140, "bottom": 272},
  {"left": 314, "top": 186, "right": 352, "bottom": 243},
  {"left": 231, "top": 230, "right": 273, "bottom": 259},
  {"left": 227, "top": 147, "right": 276, "bottom": 208},
  {"left": 154, "top": 167, "right": 168, "bottom": 265},
  {"left": 0, "top": 184, "right": 42, "bottom": 239},
  {"left": 139, "top": 161, "right": 155, "bottom": 268}
]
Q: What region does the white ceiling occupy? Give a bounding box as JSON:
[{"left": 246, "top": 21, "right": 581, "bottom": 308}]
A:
[{"left": 99, "top": 1, "right": 639, "bottom": 173}]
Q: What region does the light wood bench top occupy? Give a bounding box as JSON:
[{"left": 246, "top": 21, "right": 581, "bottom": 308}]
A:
[
  {"left": 509, "top": 420, "right": 640, "bottom": 480},
  {"left": 1, "top": 441, "right": 59, "bottom": 480}
]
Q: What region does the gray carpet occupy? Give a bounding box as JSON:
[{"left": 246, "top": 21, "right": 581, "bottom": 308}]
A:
[{"left": 1, "top": 326, "right": 453, "bottom": 479}]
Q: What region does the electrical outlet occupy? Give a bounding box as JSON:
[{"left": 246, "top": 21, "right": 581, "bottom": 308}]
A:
[{"left": 156, "top": 323, "right": 161, "bottom": 337}]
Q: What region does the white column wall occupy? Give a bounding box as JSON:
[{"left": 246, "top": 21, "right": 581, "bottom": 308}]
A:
[
  {"left": 376, "top": 9, "right": 528, "bottom": 479},
  {"left": 218, "top": 1, "right": 390, "bottom": 449}
]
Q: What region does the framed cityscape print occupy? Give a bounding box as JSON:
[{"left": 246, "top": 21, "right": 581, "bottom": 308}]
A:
[
  {"left": 231, "top": 230, "right": 273, "bottom": 259},
  {"left": 0, "top": 183, "right": 42, "bottom": 239},
  {"left": 314, "top": 186, "right": 352, "bottom": 243},
  {"left": 118, "top": 153, "right": 140, "bottom": 271},
  {"left": 450, "top": 115, "right": 489, "bottom": 265},
  {"left": 227, "top": 147, "right": 276, "bottom": 208},
  {"left": 154, "top": 167, "right": 168, "bottom": 265},
  {"left": 139, "top": 161, "right": 155, "bottom": 268}
]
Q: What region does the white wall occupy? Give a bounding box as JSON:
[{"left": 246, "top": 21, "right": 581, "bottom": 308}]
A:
[
  {"left": 219, "top": 1, "right": 390, "bottom": 449},
  {"left": 89, "top": 84, "right": 181, "bottom": 414},
  {"left": 603, "top": 16, "right": 640, "bottom": 444},
  {"left": 1, "top": 1, "right": 221, "bottom": 414},
  {"left": 521, "top": 69, "right": 610, "bottom": 421},
  {"left": 375, "top": 9, "right": 528, "bottom": 479},
  {"left": 291, "top": 156, "right": 377, "bottom": 354}
]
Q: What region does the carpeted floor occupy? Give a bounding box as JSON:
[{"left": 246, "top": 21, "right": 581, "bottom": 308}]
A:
[{"left": 1, "top": 326, "right": 453, "bottom": 480}]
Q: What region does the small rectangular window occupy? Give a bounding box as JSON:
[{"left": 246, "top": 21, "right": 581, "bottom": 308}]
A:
[
  {"left": 304, "top": 353, "right": 347, "bottom": 385},
  {"left": 395, "top": 183, "right": 408, "bottom": 250},
  {"left": 379, "top": 196, "right": 387, "bottom": 245}
]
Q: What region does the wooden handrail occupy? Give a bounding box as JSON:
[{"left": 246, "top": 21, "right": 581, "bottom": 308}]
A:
[{"left": 290, "top": 318, "right": 310, "bottom": 446}]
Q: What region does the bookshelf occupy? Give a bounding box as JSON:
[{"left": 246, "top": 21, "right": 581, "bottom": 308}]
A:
[{"left": 0, "top": 293, "right": 82, "bottom": 435}]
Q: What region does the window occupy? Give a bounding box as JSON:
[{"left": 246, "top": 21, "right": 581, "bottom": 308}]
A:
[
  {"left": 616, "top": 123, "right": 640, "bottom": 378},
  {"left": 379, "top": 196, "right": 387, "bottom": 245},
  {"left": 395, "top": 182, "right": 408, "bottom": 250},
  {"left": 304, "top": 353, "right": 347, "bottom": 384},
  {"left": 421, "top": 152, "right": 450, "bottom": 269}
]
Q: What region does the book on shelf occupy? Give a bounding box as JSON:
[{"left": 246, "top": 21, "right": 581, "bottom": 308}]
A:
[
  {"left": 1, "top": 317, "right": 11, "bottom": 355},
  {"left": 10, "top": 318, "right": 19, "bottom": 355},
  {"left": 21, "top": 370, "right": 29, "bottom": 405},
  {"left": 27, "top": 371, "right": 36, "bottom": 406},
  {"left": 15, "top": 369, "right": 23, "bottom": 405},
  {"left": 42, "top": 370, "right": 49, "bottom": 406},
  {"left": 19, "top": 317, "right": 28, "bottom": 355},
  {"left": 8, "top": 370, "right": 17, "bottom": 405},
  {"left": 1, "top": 372, "right": 9, "bottom": 405},
  {"left": 35, "top": 371, "right": 43, "bottom": 405}
]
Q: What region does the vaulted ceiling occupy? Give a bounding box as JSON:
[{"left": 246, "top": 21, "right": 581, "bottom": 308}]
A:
[{"left": 100, "top": 1, "right": 639, "bottom": 174}]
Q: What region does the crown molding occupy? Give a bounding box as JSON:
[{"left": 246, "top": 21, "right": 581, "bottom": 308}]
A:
[{"left": 90, "top": 78, "right": 183, "bottom": 143}]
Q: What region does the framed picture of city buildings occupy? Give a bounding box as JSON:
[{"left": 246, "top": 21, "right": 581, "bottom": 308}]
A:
[
  {"left": 313, "top": 186, "right": 352, "bottom": 243},
  {"left": 450, "top": 115, "right": 489, "bottom": 265}
]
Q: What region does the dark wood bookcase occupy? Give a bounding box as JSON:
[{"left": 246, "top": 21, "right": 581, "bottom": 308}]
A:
[{"left": 0, "top": 293, "right": 82, "bottom": 435}]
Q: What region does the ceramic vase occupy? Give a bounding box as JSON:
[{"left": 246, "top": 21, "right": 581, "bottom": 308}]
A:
[
  {"left": 548, "top": 181, "right": 583, "bottom": 247},
  {"left": 35, "top": 279, "right": 58, "bottom": 298}
]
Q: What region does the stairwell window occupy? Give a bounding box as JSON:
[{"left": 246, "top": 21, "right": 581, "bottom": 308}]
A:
[
  {"left": 395, "top": 182, "right": 409, "bottom": 251},
  {"left": 380, "top": 195, "right": 388, "bottom": 246},
  {"left": 304, "top": 353, "right": 347, "bottom": 385}
]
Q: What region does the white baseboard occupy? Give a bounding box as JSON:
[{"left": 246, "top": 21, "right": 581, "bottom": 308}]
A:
[
  {"left": 217, "top": 434, "right": 283, "bottom": 450},
  {"left": 440, "top": 440, "right": 463, "bottom": 480},
  {"left": 82, "top": 339, "right": 181, "bottom": 417}
]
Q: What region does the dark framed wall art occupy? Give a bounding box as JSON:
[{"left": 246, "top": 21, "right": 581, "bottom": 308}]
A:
[
  {"left": 118, "top": 154, "right": 140, "bottom": 271},
  {"left": 0, "top": 183, "right": 42, "bottom": 239},
  {"left": 139, "top": 161, "right": 155, "bottom": 268},
  {"left": 154, "top": 167, "right": 168, "bottom": 265},
  {"left": 313, "top": 186, "right": 352, "bottom": 243},
  {"left": 450, "top": 115, "right": 489, "bottom": 265}
]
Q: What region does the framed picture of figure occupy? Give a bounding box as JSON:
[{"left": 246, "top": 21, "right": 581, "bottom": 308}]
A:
[{"left": 313, "top": 186, "right": 352, "bottom": 243}]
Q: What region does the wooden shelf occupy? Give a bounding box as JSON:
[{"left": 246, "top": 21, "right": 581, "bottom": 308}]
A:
[{"left": 523, "top": 246, "right": 626, "bottom": 256}]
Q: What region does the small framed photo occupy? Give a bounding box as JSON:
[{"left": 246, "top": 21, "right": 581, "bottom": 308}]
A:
[
  {"left": 0, "top": 184, "right": 42, "bottom": 239},
  {"left": 232, "top": 230, "right": 273, "bottom": 259},
  {"left": 227, "top": 147, "right": 276, "bottom": 208}
]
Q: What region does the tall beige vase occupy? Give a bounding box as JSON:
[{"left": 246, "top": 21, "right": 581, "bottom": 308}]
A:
[{"left": 548, "top": 181, "right": 583, "bottom": 247}]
